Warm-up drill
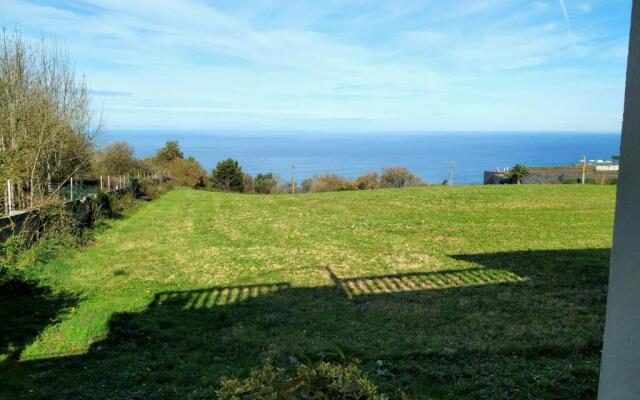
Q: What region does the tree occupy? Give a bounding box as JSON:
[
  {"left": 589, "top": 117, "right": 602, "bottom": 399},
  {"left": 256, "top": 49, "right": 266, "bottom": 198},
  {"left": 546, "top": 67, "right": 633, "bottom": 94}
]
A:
[
  {"left": 243, "top": 174, "right": 255, "bottom": 193},
  {"left": 380, "top": 167, "right": 422, "bottom": 188},
  {"left": 95, "top": 141, "right": 136, "bottom": 176},
  {"left": 355, "top": 172, "right": 379, "bottom": 190},
  {"left": 510, "top": 164, "right": 529, "bottom": 184},
  {"left": 254, "top": 173, "right": 279, "bottom": 194},
  {"left": 0, "top": 30, "right": 98, "bottom": 209},
  {"left": 167, "top": 157, "right": 207, "bottom": 189},
  {"left": 210, "top": 159, "right": 245, "bottom": 192},
  {"left": 155, "top": 140, "right": 183, "bottom": 163},
  {"left": 307, "top": 174, "right": 356, "bottom": 193},
  {"left": 301, "top": 178, "right": 313, "bottom": 193}
]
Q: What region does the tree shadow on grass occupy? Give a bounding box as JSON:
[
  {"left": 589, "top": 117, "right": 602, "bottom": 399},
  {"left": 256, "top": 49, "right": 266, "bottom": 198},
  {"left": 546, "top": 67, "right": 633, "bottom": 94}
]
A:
[
  {"left": 5, "top": 248, "right": 610, "bottom": 400},
  {"left": 0, "top": 270, "right": 78, "bottom": 398}
]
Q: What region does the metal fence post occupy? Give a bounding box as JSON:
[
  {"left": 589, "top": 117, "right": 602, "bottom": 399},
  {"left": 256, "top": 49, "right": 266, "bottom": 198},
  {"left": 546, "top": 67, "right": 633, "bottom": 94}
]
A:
[
  {"left": 6, "top": 179, "right": 13, "bottom": 216},
  {"left": 70, "top": 177, "right": 74, "bottom": 201}
]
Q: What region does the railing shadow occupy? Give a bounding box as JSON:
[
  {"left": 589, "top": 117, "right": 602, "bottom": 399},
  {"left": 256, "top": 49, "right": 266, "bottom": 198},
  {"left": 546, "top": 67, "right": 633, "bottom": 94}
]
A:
[{"left": 2, "top": 248, "right": 610, "bottom": 399}]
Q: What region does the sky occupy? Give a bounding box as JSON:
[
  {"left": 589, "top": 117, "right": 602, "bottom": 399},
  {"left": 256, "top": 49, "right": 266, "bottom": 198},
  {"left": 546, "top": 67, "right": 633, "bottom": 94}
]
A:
[{"left": 0, "top": 0, "right": 632, "bottom": 132}]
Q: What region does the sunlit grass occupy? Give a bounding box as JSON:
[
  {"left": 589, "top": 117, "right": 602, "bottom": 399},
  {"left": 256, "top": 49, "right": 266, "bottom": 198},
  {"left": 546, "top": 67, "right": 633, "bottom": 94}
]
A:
[{"left": 3, "top": 185, "right": 615, "bottom": 399}]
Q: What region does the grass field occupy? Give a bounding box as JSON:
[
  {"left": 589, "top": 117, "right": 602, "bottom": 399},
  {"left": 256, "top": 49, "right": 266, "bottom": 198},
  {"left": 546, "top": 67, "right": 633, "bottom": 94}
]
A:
[{"left": 1, "top": 185, "right": 616, "bottom": 399}]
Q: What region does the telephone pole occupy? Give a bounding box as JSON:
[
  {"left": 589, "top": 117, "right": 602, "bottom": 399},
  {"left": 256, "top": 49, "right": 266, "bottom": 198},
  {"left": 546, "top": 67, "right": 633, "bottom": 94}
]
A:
[
  {"left": 581, "top": 154, "right": 587, "bottom": 184},
  {"left": 448, "top": 161, "right": 456, "bottom": 186},
  {"left": 291, "top": 164, "right": 296, "bottom": 194}
]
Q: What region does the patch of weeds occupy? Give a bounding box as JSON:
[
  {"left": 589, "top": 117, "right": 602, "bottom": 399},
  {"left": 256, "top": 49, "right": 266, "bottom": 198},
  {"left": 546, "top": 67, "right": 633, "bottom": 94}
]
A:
[{"left": 215, "top": 350, "right": 388, "bottom": 400}]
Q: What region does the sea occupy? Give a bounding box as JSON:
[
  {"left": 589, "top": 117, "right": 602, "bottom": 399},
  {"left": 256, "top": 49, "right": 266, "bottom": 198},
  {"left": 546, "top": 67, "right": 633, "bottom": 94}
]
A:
[{"left": 104, "top": 131, "right": 621, "bottom": 185}]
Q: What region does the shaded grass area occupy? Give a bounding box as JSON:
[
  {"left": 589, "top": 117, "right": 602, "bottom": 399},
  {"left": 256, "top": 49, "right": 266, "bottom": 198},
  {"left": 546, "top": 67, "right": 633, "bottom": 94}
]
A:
[{"left": 1, "top": 186, "right": 615, "bottom": 399}]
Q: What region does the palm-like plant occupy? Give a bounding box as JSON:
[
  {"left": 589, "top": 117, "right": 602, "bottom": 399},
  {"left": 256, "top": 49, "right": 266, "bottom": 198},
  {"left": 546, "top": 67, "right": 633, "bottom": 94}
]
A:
[{"left": 510, "top": 164, "right": 529, "bottom": 184}]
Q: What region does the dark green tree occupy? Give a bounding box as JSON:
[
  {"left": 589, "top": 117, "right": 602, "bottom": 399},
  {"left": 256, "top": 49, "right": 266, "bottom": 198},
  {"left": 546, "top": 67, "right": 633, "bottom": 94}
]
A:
[
  {"left": 155, "top": 140, "right": 184, "bottom": 163},
  {"left": 510, "top": 164, "right": 530, "bottom": 184},
  {"left": 210, "top": 159, "right": 245, "bottom": 192}
]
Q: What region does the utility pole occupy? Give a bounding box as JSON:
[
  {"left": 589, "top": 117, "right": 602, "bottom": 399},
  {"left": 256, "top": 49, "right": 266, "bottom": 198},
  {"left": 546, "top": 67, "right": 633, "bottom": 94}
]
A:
[
  {"left": 582, "top": 154, "right": 587, "bottom": 184},
  {"left": 449, "top": 161, "right": 456, "bottom": 186},
  {"left": 291, "top": 164, "right": 296, "bottom": 194}
]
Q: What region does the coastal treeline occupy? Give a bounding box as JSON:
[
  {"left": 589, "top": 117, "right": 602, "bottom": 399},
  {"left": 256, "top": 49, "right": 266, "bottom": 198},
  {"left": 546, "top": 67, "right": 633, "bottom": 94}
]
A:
[{"left": 207, "top": 158, "right": 425, "bottom": 194}]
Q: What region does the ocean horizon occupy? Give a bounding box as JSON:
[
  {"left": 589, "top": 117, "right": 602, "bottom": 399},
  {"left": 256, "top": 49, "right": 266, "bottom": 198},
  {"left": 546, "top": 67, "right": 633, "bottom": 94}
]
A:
[{"left": 104, "top": 131, "right": 621, "bottom": 185}]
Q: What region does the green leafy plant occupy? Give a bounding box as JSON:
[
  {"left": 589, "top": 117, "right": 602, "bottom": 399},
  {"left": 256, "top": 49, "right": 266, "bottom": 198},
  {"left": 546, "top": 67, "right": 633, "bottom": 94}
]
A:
[
  {"left": 217, "top": 354, "right": 388, "bottom": 400},
  {"left": 510, "top": 164, "right": 530, "bottom": 184},
  {"left": 254, "top": 173, "right": 279, "bottom": 194}
]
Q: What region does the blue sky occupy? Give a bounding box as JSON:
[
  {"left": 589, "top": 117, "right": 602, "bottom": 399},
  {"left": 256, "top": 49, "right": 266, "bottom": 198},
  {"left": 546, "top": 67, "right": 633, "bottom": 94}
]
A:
[{"left": 1, "top": 0, "right": 632, "bottom": 132}]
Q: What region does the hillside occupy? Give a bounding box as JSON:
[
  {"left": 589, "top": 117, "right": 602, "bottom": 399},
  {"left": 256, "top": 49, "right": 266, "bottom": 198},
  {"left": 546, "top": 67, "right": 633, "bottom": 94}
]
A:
[{"left": 2, "top": 186, "right": 616, "bottom": 399}]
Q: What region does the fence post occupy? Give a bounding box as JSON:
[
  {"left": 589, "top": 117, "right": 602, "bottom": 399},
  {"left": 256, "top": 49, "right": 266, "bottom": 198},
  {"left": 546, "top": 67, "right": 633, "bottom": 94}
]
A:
[
  {"left": 108, "top": 175, "right": 111, "bottom": 191},
  {"left": 70, "top": 177, "right": 74, "bottom": 201},
  {"left": 6, "top": 179, "right": 13, "bottom": 217},
  {"left": 100, "top": 176, "right": 103, "bottom": 190}
]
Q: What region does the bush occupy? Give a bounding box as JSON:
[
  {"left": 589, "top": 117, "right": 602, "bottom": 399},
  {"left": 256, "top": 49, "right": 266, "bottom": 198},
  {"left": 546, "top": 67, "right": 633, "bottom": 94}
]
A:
[
  {"left": 301, "top": 178, "right": 314, "bottom": 194},
  {"left": 136, "top": 179, "right": 173, "bottom": 200},
  {"left": 255, "top": 173, "right": 279, "bottom": 194},
  {"left": 244, "top": 174, "right": 255, "bottom": 193},
  {"left": 307, "top": 174, "right": 357, "bottom": 193},
  {"left": 380, "top": 167, "right": 422, "bottom": 188},
  {"left": 167, "top": 157, "right": 207, "bottom": 189},
  {"left": 217, "top": 356, "right": 388, "bottom": 400},
  {"left": 211, "top": 159, "right": 245, "bottom": 192},
  {"left": 355, "top": 172, "right": 379, "bottom": 190}
]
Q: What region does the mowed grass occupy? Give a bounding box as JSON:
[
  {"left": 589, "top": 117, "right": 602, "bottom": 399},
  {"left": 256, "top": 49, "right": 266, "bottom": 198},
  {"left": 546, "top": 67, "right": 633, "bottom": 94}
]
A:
[{"left": 1, "top": 185, "right": 615, "bottom": 399}]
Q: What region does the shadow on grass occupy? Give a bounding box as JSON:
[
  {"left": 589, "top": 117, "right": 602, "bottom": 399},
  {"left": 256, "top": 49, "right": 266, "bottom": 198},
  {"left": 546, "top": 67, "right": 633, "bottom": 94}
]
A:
[
  {"left": 0, "top": 270, "right": 78, "bottom": 399},
  {"left": 0, "top": 272, "right": 78, "bottom": 361},
  {"left": 3, "top": 248, "right": 610, "bottom": 400}
]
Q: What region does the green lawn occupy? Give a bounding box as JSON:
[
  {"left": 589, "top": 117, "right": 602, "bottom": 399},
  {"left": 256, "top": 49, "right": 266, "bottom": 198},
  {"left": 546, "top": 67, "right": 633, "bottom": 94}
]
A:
[{"left": 1, "top": 185, "right": 616, "bottom": 399}]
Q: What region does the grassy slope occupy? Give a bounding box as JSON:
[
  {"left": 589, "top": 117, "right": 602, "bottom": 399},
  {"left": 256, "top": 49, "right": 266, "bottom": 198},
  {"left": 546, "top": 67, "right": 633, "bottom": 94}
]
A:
[{"left": 2, "top": 186, "right": 615, "bottom": 399}]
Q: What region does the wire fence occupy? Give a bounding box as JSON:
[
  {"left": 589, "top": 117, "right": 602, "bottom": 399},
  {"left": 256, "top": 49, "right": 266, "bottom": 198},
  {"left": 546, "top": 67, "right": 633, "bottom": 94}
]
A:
[{"left": 2, "top": 171, "right": 169, "bottom": 217}]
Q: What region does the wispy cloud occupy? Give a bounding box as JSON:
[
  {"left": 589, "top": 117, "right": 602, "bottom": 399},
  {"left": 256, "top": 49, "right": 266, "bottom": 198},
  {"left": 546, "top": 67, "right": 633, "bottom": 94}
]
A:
[
  {"left": 0, "top": 0, "right": 631, "bottom": 132},
  {"left": 559, "top": 0, "right": 572, "bottom": 32}
]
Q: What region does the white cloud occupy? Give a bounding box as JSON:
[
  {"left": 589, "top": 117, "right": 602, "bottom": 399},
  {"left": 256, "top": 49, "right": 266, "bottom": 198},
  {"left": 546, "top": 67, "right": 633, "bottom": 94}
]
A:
[{"left": 0, "top": 0, "right": 630, "bottom": 131}]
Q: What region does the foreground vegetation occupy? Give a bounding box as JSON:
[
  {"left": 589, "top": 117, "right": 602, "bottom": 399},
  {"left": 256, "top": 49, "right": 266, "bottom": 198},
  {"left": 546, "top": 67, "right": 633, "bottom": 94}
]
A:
[{"left": 1, "top": 185, "right": 615, "bottom": 399}]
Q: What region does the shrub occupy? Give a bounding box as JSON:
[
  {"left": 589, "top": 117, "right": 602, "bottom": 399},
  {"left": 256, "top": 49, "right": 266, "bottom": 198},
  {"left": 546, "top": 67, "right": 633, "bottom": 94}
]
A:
[
  {"left": 380, "top": 167, "right": 422, "bottom": 188},
  {"left": 278, "top": 181, "right": 301, "bottom": 194},
  {"left": 255, "top": 173, "right": 279, "bottom": 194},
  {"left": 244, "top": 174, "right": 255, "bottom": 193},
  {"left": 217, "top": 356, "right": 388, "bottom": 400},
  {"left": 137, "top": 179, "right": 173, "bottom": 200},
  {"left": 355, "top": 172, "right": 379, "bottom": 190},
  {"left": 167, "top": 157, "right": 208, "bottom": 189},
  {"left": 308, "top": 174, "right": 357, "bottom": 193},
  {"left": 211, "top": 159, "right": 245, "bottom": 192},
  {"left": 301, "top": 178, "right": 314, "bottom": 194}
]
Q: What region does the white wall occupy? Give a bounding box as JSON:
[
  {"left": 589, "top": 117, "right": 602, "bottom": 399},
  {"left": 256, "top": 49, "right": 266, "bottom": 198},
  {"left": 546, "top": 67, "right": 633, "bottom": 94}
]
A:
[{"left": 598, "top": 1, "right": 640, "bottom": 399}]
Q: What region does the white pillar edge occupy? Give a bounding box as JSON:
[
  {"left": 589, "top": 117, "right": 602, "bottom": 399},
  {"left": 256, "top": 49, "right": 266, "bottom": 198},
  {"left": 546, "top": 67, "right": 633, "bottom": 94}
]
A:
[{"left": 598, "top": 1, "right": 640, "bottom": 399}]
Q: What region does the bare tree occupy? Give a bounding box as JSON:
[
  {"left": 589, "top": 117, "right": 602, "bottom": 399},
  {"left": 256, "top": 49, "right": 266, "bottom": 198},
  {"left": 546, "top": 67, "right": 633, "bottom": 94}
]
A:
[{"left": 0, "top": 30, "right": 99, "bottom": 210}]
